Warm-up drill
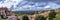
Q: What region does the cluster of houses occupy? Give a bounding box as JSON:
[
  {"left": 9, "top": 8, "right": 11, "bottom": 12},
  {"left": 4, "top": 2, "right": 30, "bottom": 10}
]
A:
[
  {"left": 0, "top": 7, "right": 60, "bottom": 20},
  {"left": 18, "top": 8, "right": 60, "bottom": 20}
]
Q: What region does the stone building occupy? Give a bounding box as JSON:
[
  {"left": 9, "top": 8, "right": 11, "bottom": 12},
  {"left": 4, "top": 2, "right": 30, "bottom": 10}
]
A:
[
  {"left": 0, "top": 7, "right": 14, "bottom": 19},
  {"left": 55, "top": 8, "right": 60, "bottom": 13}
]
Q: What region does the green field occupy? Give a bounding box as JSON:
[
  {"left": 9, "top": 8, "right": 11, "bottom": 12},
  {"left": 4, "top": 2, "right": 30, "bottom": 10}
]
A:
[
  {"left": 0, "top": 17, "right": 3, "bottom": 20},
  {"left": 0, "top": 13, "right": 60, "bottom": 20},
  {"left": 53, "top": 13, "right": 60, "bottom": 20}
]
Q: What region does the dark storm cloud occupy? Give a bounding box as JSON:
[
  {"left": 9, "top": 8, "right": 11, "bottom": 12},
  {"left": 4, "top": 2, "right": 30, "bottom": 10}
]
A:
[
  {"left": 24, "top": 0, "right": 60, "bottom": 5},
  {"left": 25, "top": 0, "right": 57, "bottom": 2},
  {"left": 54, "top": 0, "right": 60, "bottom": 5}
]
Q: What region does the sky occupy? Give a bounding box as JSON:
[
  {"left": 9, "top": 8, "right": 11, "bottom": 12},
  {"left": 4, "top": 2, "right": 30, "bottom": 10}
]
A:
[{"left": 0, "top": 0, "right": 60, "bottom": 11}]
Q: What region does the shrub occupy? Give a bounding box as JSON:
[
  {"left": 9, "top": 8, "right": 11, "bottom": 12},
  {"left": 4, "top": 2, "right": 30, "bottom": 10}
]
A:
[
  {"left": 22, "top": 15, "right": 29, "bottom": 20},
  {"left": 35, "top": 15, "right": 46, "bottom": 20}
]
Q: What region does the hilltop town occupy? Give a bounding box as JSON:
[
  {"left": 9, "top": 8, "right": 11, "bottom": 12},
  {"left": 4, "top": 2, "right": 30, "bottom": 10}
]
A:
[{"left": 0, "top": 7, "right": 60, "bottom": 20}]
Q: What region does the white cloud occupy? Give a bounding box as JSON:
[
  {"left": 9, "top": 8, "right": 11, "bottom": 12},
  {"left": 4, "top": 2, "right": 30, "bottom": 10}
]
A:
[
  {"left": 0, "top": 0, "right": 21, "bottom": 8},
  {"left": 12, "top": 1, "right": 60, "bottom": 11},
  {"left": 0, "top": 0, "right": 60, "bottom": 11},
  {"left": 44, "top": 5, "right": 50, "bottom": 8}
]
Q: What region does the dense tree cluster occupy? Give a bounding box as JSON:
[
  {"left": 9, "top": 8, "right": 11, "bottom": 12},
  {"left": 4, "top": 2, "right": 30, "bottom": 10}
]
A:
[{"left": 49, "top": 10, "right": 57, "bottom": 20}]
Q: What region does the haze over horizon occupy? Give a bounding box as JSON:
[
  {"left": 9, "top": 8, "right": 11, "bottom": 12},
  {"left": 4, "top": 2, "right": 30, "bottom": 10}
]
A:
[{"left": 0, "top": 0, "right": 60, "bottom": 11}]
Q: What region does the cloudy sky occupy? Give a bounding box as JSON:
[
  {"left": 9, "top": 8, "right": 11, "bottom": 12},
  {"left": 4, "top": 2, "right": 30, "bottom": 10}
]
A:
[{"left": 0, "top": 0, "right": 60, "bottom": 11}]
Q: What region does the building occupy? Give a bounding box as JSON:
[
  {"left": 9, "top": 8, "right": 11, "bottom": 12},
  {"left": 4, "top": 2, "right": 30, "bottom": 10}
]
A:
[{"left": 0, "top": 7, "right": 14, "bottom": 19}]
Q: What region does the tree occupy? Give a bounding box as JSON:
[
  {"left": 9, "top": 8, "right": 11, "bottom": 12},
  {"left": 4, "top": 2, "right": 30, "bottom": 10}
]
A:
[
  {"left": 49, "top": 10, "right": 57, "bottom": 20},
  {"left": 35, "top": 15, "right": 46, "bottom": 20},
  {"left": 22, "top": 15, "right": 29, "bottom": 20}
]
